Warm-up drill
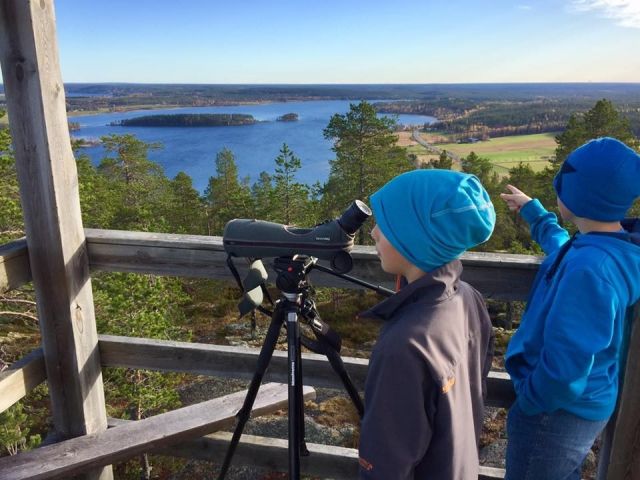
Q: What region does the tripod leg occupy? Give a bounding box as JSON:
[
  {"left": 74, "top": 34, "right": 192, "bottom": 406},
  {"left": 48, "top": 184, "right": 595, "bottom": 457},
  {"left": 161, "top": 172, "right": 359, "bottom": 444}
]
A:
[
  {"left": 217, "top": 305, "right": 284, "bottom": 480},
  {"left": 286, "top": 304, "right": 302, "bottom": 479},
  {"left": 323, "top": 342, "right": 365, "bottom": 418}
]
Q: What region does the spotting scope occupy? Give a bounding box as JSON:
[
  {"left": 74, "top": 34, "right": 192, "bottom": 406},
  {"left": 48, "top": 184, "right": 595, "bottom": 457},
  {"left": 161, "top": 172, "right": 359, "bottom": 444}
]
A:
[{"left": 222, "top": 200, "right": 371, "bottom": 273}]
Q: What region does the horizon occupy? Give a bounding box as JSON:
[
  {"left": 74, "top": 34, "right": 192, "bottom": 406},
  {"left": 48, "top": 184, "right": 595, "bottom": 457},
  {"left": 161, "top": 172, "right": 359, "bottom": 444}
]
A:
[
  {"left": 4, "top": 81, "right": 640, "bottom": 90},
  {"left": 1, "top": 0, "right": 639, "bottom": 84}
]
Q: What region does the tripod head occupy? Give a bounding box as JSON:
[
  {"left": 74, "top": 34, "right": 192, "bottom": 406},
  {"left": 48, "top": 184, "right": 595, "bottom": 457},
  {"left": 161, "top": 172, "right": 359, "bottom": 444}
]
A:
[{"left": 273, "top": 256, "right": 316, "bottom": 293}]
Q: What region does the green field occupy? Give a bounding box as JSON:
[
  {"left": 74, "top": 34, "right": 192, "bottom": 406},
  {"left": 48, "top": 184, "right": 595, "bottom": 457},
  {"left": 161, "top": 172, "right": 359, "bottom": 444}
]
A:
[
  {"left": 408, "top": 132, "right": 559, "bottom": 173},
  {"left": 436, "top": 132, "right": 558, "bottom": 172}
]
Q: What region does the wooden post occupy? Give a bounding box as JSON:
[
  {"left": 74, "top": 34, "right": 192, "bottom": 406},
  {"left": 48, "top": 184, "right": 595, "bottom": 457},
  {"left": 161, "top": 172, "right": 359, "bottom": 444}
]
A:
[
  {"left": 0, "top": 1, "right": 112, "bottom": 478},
  {"left": 603, "top": 303, "right": 640, "bottom": 480}
]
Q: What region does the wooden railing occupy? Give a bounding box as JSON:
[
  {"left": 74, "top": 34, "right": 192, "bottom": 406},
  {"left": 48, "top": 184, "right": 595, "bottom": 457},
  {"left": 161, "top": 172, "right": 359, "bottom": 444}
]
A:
[{"left": 0, "top": 230, "right": 637, "bottom": 479}]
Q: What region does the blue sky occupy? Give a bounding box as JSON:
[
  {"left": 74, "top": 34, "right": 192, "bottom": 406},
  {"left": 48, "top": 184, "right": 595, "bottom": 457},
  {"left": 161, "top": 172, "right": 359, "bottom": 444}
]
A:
[{"left": 37, "top": 0, "right": 640, "bottom": 83}]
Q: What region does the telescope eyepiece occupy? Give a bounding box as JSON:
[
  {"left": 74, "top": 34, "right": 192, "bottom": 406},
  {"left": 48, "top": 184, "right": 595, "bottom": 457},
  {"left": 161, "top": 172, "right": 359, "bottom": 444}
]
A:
[{"left": 337, "top": 200, "right": 372, "bottom": 235}]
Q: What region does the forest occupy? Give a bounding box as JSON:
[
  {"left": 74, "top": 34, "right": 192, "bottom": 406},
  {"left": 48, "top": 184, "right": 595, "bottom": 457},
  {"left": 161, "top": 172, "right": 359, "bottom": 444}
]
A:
[
  {"left": 113, "top": 113, "right": 258, "bottom": 127},
  {"left": 0, "top": 97, "right": 639, "bottom": 478},
  {"left": 375, "top": 97, "right": 640, "bottom": 137}
]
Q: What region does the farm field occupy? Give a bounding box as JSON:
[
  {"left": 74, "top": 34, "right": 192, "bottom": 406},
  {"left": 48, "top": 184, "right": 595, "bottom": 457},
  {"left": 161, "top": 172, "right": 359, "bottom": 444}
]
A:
[
  {"left": 434, "top": 132, "right": 558, "bottom": 172},
  {"left": 401, "top": 131, "right": 559, "bottom": 173}
]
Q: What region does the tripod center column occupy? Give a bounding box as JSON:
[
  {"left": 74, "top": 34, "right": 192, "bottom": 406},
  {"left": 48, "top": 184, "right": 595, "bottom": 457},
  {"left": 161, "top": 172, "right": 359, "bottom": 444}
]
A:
[{"left": 283, "top": 292, "right": 303, "bottom": 478}]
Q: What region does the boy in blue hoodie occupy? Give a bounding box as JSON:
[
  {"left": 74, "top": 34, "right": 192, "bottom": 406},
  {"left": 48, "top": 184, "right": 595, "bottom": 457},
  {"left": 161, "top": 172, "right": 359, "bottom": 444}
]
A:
[{"left": 500, "top": 137, "right": 640, "bottom": 480}]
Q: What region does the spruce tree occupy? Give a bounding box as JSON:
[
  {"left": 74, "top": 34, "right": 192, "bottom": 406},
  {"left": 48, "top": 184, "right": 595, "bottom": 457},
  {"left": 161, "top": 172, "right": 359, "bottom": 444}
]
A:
[{"left": 272, "top": 143, "right": 309, "bottom": 225}]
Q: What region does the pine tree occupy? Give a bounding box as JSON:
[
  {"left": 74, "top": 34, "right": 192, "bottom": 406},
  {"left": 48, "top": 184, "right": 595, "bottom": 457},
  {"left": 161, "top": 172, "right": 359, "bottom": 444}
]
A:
[
  {"left": 74, "top": 151, "right": 118, "bottom": 229},
  {"left": 554, "top": 99, "right": 637, "bottom": 166},
  {"left": 0, "top": 402, "right": 41, "bottom": 456},
  {"left": 98, "top": 134, "right": 171, "bottom": 231},
  {"left": 251, "top": 171, "right": 275, "bottom": 221},
  {"left": 204, "top": 148, "right": 252, "bottom": 235},
  {"left": 461, "top": 151, "right": 500, "bottom": 196},
  {"left": 538, "top": 99, "right": 639, "bottom": 211},
  {"left": 323, "top": 101, "right": 412, "bottom": 243},
  {"left": 427, "top": 150, "right": 453, "bottom": 170},
  {"left": 168, "top": 172, "right": 206, "bottom": 234}
]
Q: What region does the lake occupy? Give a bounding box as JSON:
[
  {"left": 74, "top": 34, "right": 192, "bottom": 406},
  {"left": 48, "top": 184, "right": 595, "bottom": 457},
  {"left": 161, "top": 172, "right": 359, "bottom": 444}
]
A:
[{"left": 72, "top": 100, "right": 436, "bottom": 192}]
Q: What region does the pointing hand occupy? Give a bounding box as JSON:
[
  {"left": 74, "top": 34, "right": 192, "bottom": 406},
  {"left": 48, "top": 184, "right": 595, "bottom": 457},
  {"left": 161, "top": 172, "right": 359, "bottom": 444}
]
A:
[{"left": 500, "top": 184, "right": 532, "bottom": 213}]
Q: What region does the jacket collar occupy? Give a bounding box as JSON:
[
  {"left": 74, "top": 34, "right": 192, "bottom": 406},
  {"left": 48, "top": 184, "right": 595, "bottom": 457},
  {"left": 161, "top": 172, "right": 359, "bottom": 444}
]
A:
[{"left": 361, "top": 260, "right": 463, "bottom": 321}]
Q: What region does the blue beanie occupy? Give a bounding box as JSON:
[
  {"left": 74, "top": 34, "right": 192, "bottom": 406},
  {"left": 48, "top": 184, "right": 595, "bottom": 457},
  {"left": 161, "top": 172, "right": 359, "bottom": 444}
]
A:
[
  {"left": 553, "top": 137, "right": 640, "bottom": 221},
  {"left": 370, "top": 170, "right": 496, "bottom": 272}
]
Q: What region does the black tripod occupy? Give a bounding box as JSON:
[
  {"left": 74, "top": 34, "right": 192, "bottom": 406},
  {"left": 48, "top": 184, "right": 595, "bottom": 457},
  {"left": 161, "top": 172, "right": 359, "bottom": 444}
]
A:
[{"left": 218, "top": 255, "right": 393, "bottom": 479}]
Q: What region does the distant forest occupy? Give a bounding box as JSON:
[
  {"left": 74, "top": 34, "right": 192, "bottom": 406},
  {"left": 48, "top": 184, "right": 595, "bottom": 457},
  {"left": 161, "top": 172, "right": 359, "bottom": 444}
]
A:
[{"left": 374, "top": 98, "right": 640, "bottom": 138}]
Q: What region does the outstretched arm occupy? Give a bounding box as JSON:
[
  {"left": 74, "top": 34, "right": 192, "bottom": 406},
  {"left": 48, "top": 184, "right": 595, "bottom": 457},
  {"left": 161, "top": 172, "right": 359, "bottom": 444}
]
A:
[{"left": 500, "top": 185, "right": 570, "bottom": 254}]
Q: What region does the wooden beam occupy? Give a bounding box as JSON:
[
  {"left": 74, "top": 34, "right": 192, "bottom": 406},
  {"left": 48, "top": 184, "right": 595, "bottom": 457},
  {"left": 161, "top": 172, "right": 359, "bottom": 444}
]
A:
[
  {"left": 0, "top": 237, "right": 30, "bottom": 293},
  {"left": 84, "top": 229, "right": 540, "bottom": 300},
  {"left": 106, "top": 427, "right": 506, "bottom": 480},
  {"left": 98, "top": 333, "right": 368, "bottom": 387},
  {"left": 0, "top": 5, "right": 110, "bottom": 479},
  {"left": 119, "top": 428, "right": 360, "bottom": 479},
  {"left": 0, "top": 382, "right": 315, "bottom": 480},
  {"left": 0, "top": 229, "right": 541, "bottom": 299},
  {"left": 0, "top": 337, "right": 511, "bottom": 416},
  {"left": 606, "top": 303, "right": 640, "bottom": 480},
  {"left": 84, "top": 229, "right": 229, "bottom": 279},
  {"left": 0, "top": 348, "right": 46, "bottom": 413},
  {"left": 98, "top": 335, "right": 515, "bottom": 408}
]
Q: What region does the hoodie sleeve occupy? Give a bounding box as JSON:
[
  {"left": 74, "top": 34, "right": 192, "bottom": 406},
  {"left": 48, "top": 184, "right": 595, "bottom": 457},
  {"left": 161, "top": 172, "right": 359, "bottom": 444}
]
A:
[
  {"left": 359, "top": 342, "right": 435, "bottom": 480},
  {"left": 520, "top": 199, "right": 570, "bottom": 255},
  {"left": 517, "top": 267, "right": 618, "bottom": 415}
]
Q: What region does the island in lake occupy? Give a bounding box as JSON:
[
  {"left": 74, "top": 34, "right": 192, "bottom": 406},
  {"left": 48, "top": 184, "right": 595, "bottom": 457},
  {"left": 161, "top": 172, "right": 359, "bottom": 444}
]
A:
[
  {"left": 111, "top": 113, "right": 257, "bottom": 127},
  {"left": 276, "top": 113, "right": 299, "bottom": 122}
]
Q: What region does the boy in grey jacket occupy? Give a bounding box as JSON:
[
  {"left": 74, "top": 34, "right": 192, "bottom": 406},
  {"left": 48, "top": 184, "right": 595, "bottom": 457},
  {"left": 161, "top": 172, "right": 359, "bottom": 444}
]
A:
[{"left": 359, "top": 169, "right": 496, "bottom": 480}]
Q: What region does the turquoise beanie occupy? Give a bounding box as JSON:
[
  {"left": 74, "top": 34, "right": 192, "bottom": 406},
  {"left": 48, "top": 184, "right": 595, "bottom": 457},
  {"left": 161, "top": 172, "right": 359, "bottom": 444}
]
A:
[
  {"left": 370, "top": 169, "right": 496, "bottom": 272},
  {"left": 553, "top": 137, "right": 640, "bottom": 221}
]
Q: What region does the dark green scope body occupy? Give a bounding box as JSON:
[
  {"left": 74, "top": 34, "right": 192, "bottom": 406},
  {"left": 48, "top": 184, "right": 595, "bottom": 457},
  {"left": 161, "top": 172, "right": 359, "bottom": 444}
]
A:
[
  {"left": 222, "top": 200, "right": 371, "bottom": 273},
  {"left": 223, "top": 218, "right": 353, "bottom": 262}
]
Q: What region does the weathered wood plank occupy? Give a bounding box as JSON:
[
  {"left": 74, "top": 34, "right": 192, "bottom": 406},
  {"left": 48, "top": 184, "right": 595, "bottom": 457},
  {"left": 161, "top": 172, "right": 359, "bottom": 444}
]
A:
[
  {"left": 85, "top": 229, "right": 540, "bottom": 300},
  {"left": 98, "top": 335, "right": 515, "bottom": 408},
  {"left": 0, "top": 382, "right": 315, "bottom": 480},
  {"left": 0, "top": 237, "right": 30, "bottom": 293},
  {"left": 84, "top": 229, "right": 230, "bottom": 279},
  {"left": 606, "top": 304, "right": 640, "bottom": 480},
  {"left": 0, "top": 7, "right": 110, "bottom": 480},
  {"left": 0, "top": 337, "right": 512, "bottom": 417},
  {"left": 1, "top": 229, "right": 541, "bottom": 299},
  {"left": 126, "top": 429, "right": 359, "bottom": 479},
  {"left": 98, "top": 334, "right": 368, "bottom": 388},
  {"left": 105, "top": 427, "right": 506, "bottom": 480},
  {"left": 0, "top": 348, "right": 46, "bottom": 413}
]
